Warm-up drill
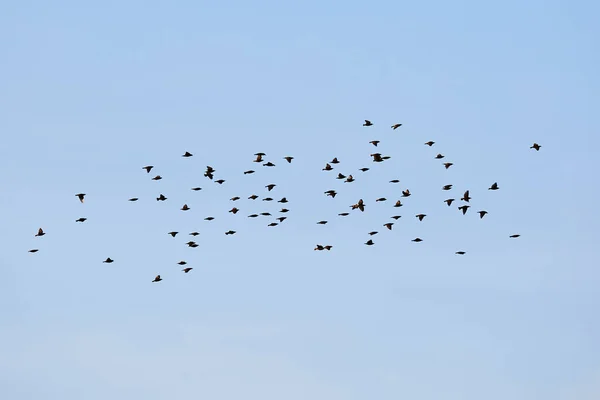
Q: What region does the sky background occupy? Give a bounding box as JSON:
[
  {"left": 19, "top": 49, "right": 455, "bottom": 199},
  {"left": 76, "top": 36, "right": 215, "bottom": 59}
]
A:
[{"left": 1, "top": 0, "right": 599, "bottom": 399}]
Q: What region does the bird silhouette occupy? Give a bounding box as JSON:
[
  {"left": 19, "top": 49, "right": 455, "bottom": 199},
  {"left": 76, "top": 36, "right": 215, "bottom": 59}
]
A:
[{"left": 363, "top": 120, "right": 373, "bottom": 126}]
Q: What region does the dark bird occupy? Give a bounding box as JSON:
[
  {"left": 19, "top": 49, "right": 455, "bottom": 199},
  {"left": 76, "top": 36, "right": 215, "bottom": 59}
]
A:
[
  {"left": 442, "top": 184, "right": 453, "bottom": 191},
  {"left": 268, "top": 222, "right": 279, "bottom": 227},
  {"left": 189, "top": 243, "right": 199, "bottom": 248},
  {"left": 280, "top": 209, "right": 289, "bottom": 213},
  {"left": 244, "top": 170, "right": 255, "bottom": 175},
  {"left": 103, "top": 258, "right": 114, "bottom": 263},
  {"left": 415, "top": 214, "right": 426, "bottom": 221},
  {"left": 394, "top": 200, "right": 403, "bottom": 207},
  {"left": 325, "top": 190, "right": 337, "bottom": 198},
  {"left": 461, "top": 190, "right": 471, "bottom": 202},
  {"left": 369, "top": 140, "right": 380, "bottom": 147},
  {"left": 229, "top": 207, "right": 239, "bottom": 214},
  {"left": 215, "top": 179, "right": 226, "bottom": 184},
  {"left": 314, "top": 245, "right": 324, "bottom": 251},
  {"left": 391, "top": 123, "right": 402, "bottom": 130},
  {"left": 330, "top": 157, "right": 340, "bottom": 164},
  {"left": 181, "top": 204, "right": 190, "bottom": 211},
  {"left": 324, "top": 245, "right": 332, "bottom": 251},
  {"left": 152, "top": 175, "right": 162, "bottom": 181},
  {"left": 231, "top": 196, "right": 240, "bottom": 201},
  {"left": 435, "top": 154, "right": 444, "bottom": 159},
  {"left": 530, "top": 143, "right": 541, "bottom": 151},
  {"left": 266, "top": 184, "right": 276, "bottom": 191},
  {"left": 347, "top": 176, "right": 357, "bottom": 184},
  {"left": 478, "top": 210, "right": 488, "bottom": 219},
  {"left": 178, "top": 261, "right": 187, "bottom": 265},
  {"left": 260, "top": 212, "right": 272, "bottom": 216},
  {"left": 156, "top": 194, "right": 167, "bottom": 201},
  {"left": 412, "top": 238, "right": 423, "bottom": 242},
  {"left": 182, "top": 151, "right": 193, "bottom": 157},
  {"left": 29, "top": 249, "right": 39, "bottom": 253},
  {"left": 455, "top": 251, "right": 466, "bottom": 255},
  {"left": 168, "top": 231, "right": 179, "bottom": 237},
  {"left": 401, "top": 189, "right": 411, "bottom": 197},
  {"left": 262, "top": 197, "right": 273, "bottom": 201},
  {"left": 317, "top": 220, "right": 328, "bottom": 225},
  {"left": 128, "top": 198, "right": 139, "bottom": 201},
  {"left": 248, "top": 194, "right": 258, "bottom": 200},
  {"left": 204, "top": 216, "right": 215, "bottom": 221},
  {"left": 443, "top": 162, "right": 453, "bottom": 169},
  {"left": 152, "top": 275, "right": 162, "bottom": 282},
  {"left": 363, "top": 120, "right": 373, "bottom": 126},
  {"left": 323, "top": 163, "right": 333, "bottom": 171},
  {"left": 389, "top": 179, "right": 400, "bottom": 183},
  {"left": 382, "top": 156, "right": 391, "bottom": 160},
  {"left": 368, "top": 231, "right": 378, "bottom": 236},
  {"left": 35, "top": 228, "right": 45, "bottom": 237},
  {"left": 225, "top": 230, "right": 236, "bottom": 235},
  {"left": 351, "top": 199, "right": 365, "bottom": 212},
  {"left": 444, "top": 198, "right": 455, "bottom": 206},
  {"left": 254, "top": 154, "right": 264, "bottom": 163},
  {"left": 488, "top": 182, "right": 499, "bottom": 190},
  {"left": 142, "top": 166, "right": 154, "bottom": 173},
  {"left": 189, "top": 232, "right": 199, "bottom": 236},
  {"left": 263, "top": 162, "right": 276, "bottom": 167},
  {"left": 75, "top": 218, "right": 87, "bottom": 223},
  {"left": 359, "top": 167, "right": 370, "bottom": 172},
  {"left": 191, "top": 187, "right": 202, "bottom": 191},
  {"left": 391, "top": 215, "right": 401, "bottom": 220},
  {"left": 458, "top": 205, "right": 470, "bottom": 215},
  {"left": 336, "top": 173, "right": 346, "bottom": 179},
  {"left": 278, "top": 197, "right": 288, "bottom": 203},
  {"left": 182, "top": 267, "right": 193, "bottom": 273},
  {"left": 338, "top": 212, "right": 350, "bottom": 216},
  {"left": 204, "top": 166, "right": 215, "bottom": 180},
  {"left": 370, "top": 153, "right": 383, "bottom": 162},
  {"left": 376, "top": 198, "right": 387, "bottom": 202},
  {"left": 509, "top": 234, "right": 521, "bottom": 238},
  {"left": 248, "top": 214, "right": 259, "bottom": 218},
  {"left": 76, "top": 193, "right": 86, "bottom": 203},
  {"left": 365, "top": 239, "right": 375, "bottom": 245},
  {"left": 424, "top": 141, "right": 435, "bottom": 146},
  {"left": 284, "top": 156, "right": 294, "bottom": 163},
  {"left": 383, "top": 222, "right": 394, "bottom": 230},
  {"left": 277, "top": 217, "right": 287, "bottom": 223}
]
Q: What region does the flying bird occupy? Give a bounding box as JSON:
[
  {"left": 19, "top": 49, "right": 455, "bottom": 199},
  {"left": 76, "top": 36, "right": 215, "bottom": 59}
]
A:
[
  {"left": 266, "top": 184, "right": 276, "bottom": 191},
  {"left": 369, "top": 140, "right": 380, "bottom": 147},
  {"left": 204, "top": 217, "right": 215, "bottom": 221},
  {"left": 35, "top": 228, "right": 45, "bottom": 237},
  {"left": 225, "top": 230, "right": 236, "bottom": 235},
  {"left": 248, "top": 214, "right": 259, "bottom": 218},
  {"left": 178, "top": 261, "right": 187, "bottom": 265},
  {"left": 424, "top": 141, "right": 435, "bottom": 146},
  {"left": 248, "top": 194, "right": 258, "bottom": 200},
  {"left": 370, "top": 153, "right": 383, "bottom": 162},
  {"left": 530, "top": 143, "right": 541, "bottom": 151},
  {"left": 103, "top": 258, "right": 114, "bottom": 263},
  {"left": 330, "top": 157, "right": 340, "bottom": 164},
  {"left": 267, "top": 222, "right": 279, "bottom": 227},
  {"left": 443, "top": 163, "right": 453, "bottom": 169},
  {"left": 215, "top": 179, "right": 225, "bottom": 184},
  {"left": 376, "top": 198, "right": 387, "bottom": 202},
  {"left": 509, "top": 234, "right": 521, "bottom": 238},
  {"left": 156, "top": 194, "right": 167, "bottom": 201},
  {"left": 323, "top": 163, "right": 333, "bottom": 171},
  {"left": 229, "top": 207, "right": 239, "bottom": 214},
  {"left": 75, "top": 218, "right": 87, "bottom": 222},
  {"left": 278, "top": 197, "right": 288, "bottom": 203},
  {"left": 168, "top": 231, "right": 178, "bottom": 237},
  {"left": 189, "top": 232, "right": 199, "bottom": 236},
  {"left": 75, "top": 193, "right": 86, "bottom": 203},
  {"left": 152, "top": 175, "right": 162, "bottom": 181},
  {"left": 415, "top": 214, "right": 426, "bottom": 221},
  {"left": 336, "top": 173, "right": 346, "bottom": 179},
  {"left": 263, "top": 162, "right": 275, "bottom": 167},
  {"left": 368, "top": 231, "right": 378, "bottom": 236},
  {"left": 279, "top": 209, "right": 289, "bottom": 213},
  {"left": 442, "top": 184, "right": 453, "bottom": 190},
  {"left": 383, "top": 222, "right": 394, "bottom": 230},
  {"left": 181, "top": 204, "right": 190, "bottom": 211},
  {"left": 477, "top": 210, "right": 488, "bottom": 219},
  {"left": 389, "top": 179, "right": 400, "bottom": 183},
  {"left": 488, "top": 182, "right": 499, "bottom": 190},
  {"left": 461, "top": 190, "right": 471, "bottom": 202},
  {"left": 142, "top": 166, "right": 153, "bottom": 173},
  {"left": 152, "top": 275, "right": 162, "bottom": 282},
  {"left": 391, "top": 123, "right": 402, "bottom": 129},
  {"left": 458, "top": 205, "right": 470, "bottom": 215},
  {"left": 191, "top": 187, "right": 202, "bottom": 191},
  {"left": 365, "top": 239, "right": 375, "bottom": 245},
  {"left": 283, "top": 156, "right": 294, "bottom": 163},
  {"left": 317, "top": 220, "right": 328, "bottom": 225},
  {"left": 128, "top": 198, "right": 139, "bottom": 201},
  {"left": 231, "top": 196, "right": 240, "bottom": 201},
  {"left": 401, "top": 189, "right": 411, "bottom": 197},
  {"left": 182, "top": 151, "right": 193, "bottom": 157},
  {"left": 338, "top": 213, "right": 349, "bottom": 217},
  {"left": 394, "top": 200, "right": 402, "bottom": 207},
  {"left": 244, "top": 170, "right": 255, "bottom": 175},
  {"left": 28, "top": 249, "right": 39, "bottom": 253},
  {"left": 391, "top": 216, "right": 401, "bottom": 220},
  {"left": 182, "top": 268, "right": 193, "bottom": 273},
  {"left": 359, "top": 167, "right": 370, "bottom": 172},
  {"left": 444, "top": 198, "right": 455, "bottom": 206},
  {"left": 455, "top": 251, "right": 466, "bottom": 255},
  {"left": 412, "top": 238, "right": 423, "bottom": 242},
  {"left": 345, "top": 175, "right": 355, "bottom": 182},
  {"left": 363, "top": 120, "right": 373, "bottom": 126},
  {"left": 435, "top": 154, "right": 444, "bottom": 159},
  {"left": 262, "top": 197, "right": 273, "bottom": 201}
]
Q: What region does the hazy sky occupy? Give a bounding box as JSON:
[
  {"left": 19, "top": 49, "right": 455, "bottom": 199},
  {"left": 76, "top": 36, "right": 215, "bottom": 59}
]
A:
[{"left": 1, "top": 1, "right": 599, "bottom": 399}]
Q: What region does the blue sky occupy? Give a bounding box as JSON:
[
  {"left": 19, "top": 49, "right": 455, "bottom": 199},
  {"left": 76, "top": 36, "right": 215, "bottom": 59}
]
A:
[{"left": 1, "top": 0, "right": 599, "bottom": 398}]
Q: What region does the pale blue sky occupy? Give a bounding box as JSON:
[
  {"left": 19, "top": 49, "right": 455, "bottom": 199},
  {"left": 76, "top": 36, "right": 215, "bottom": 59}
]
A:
[{"left": 1, "top": 1, "right": 599, "bottom": 399}]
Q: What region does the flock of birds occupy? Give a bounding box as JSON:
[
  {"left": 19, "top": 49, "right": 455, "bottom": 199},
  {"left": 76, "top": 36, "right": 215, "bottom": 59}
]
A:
[{"left": 26, "top": 120, "right": 543, "bottom": 283}]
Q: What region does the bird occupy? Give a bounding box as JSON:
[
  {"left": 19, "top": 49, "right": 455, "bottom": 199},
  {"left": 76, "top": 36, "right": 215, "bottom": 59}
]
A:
[
  {"left": 488, "top": 182, "right": 499, "bottom": 190},
  {"left": 277, "top": 217, "right": 287, "bottom": 223},
  {"left": 424, "top": 141, "right": 435, "bottom": 146},
  {"left": 435, "top": 154, "right": 444, "bottom": 159},
  {"left": 152, "top": 175, "right": 162, "bottom": 181},
  {"left": 182, "top": 268, "right": 193, "bottom": 273},
  {"left": 530, "top": 143, "right": 541, "bottom": 151},
  {"left": 189, "top": 232, "right": 199, "bottom": 236},
  {"left": 152, "top": 275, "right": 162, "bottom": 282},
  {"left": 186, "top": 241, "right": 197, "bottom": 247},
  {"left": 455, "top": 251, "right": 466, "bottom": 255},
  {"left": 75, "top": 193, "right": 86, "bottom": 203},
  {"left": 330, "top": 157, "right": 340, "bottom": 164},
  {"left": 142, "top": 166, "right": 153, "bottom": 173},
  {"left": 283, "top": 156, "right": 294, "bottom": 163},
  {"left": 412, "top": 238, "right": 423, "bottom": 242},
  {"left": 323, "top": 245, "right": 332, "bottom": 251},
  {"left": 383, "top": 223, "right": 394, "bottom": 230},
  {"left": 244, "top": 170, "right": 255, "bottom": 175},
  {"left": 370, "top": 153, "right": 383, "bottom": 162},
  {"left": 248, "top": 194, "right": 258, "bottom": 200},
  {"left": 267, "top": 222, "right": 279, "bottom": 227},
  {"left": 359, "top": 167, "right": 370, "bottom": 172},
  {"left": 263, "top": 162, "right": 276, "bottom": 167},
  {"left": 394, "top": 200, "right": 402, "bottom": 207},
  {"left": 191, "top": 187, "right": 202, "bottom": 191},
  {"left": 278, "top": 197, "right": 288, "bottom": 203},
  {"left": 168, "top": 231, "right": 179, "bottom": 237},
  {"left": 178, "top": 261, "right": 187, "bottom": 265},
  {"left": 442, "top": 184, "right": 453, "bottom": 191},
  {"left": 279, "top": 209, "right": 289, "bottom": 213},
  {"left": 351, "top": 199, "right": 365, "bottom": 212},
  {"left": 182, "top": 151, "right": 193, "bottom": 157},
  {"left": 189, "top": 243, "right": 199, "bottom": 248},
  {"left": 225, "top": 230, "right": 236, "bottom": 235},
  {"left": 382, "top": 156, "right": 391, "bottom": 160},
  {"left": 389, "top": 179, "right": 400, "bottom": 183},
  {"left": 229, "top": 207, "right": 239, "bottom": 214},
  {"left": 345, "top": 175, "right": 355, "bottom": 183},
  {"left": 266, "top": 184, "right": 276, "bottom": 191},
  {"left": 181, "top": 204, "right": 190, "bottom": 211},
  {"left": 443, "top": 162, "right": 453, "bottom": 169},
  {"left": 323, "top": 163, "right": 333, "bottom": 171},
  {"left": 391, "top": 215, "right": 401, "bottom": 220},
  {"left": 369, "top": 140, "right": 380, "bottom": 147},
  {"left": 401, "top": 189, "right": 411, "bottom": 197},
  {"left": 253, "top": 154, "right": 264, "bottom": 163},
  {"left": 314, "top": 245, "right": 324, "bottom": 251},
  {"left": 317, "top": 220, "right": 328, "bottom": 225},
  {"left": 376, "top": 197, "right": 387, "bottom": 202},
  {"left": 444, "top": 198, "right": 455, "bottom": 206},
  {"left": 260, "top": 212, "right": 272, "bottom": 216},
  {"left": 478, "top": 210, "right": 488, "bottom": 219},
  {"left": 215, "top": 179, "right": 225, "bottom": 184},
  {"left": 461, "top": 190, "right": 471, "bottom": 202},
  {"left": 458, "top": 205, "right": 470, "bottom": 215},
  {"left": 509, "top": 234, "right": 521, "bottom": 238},
  {"left": 338, "top": 212, "right": 349, "bottom": 217},
  {"left": 204, "top": 166, "right": 215, "bottom": 180},
  {"left": 365, "top": 239, "right": 375, "bottom": 245},
  {"left": 363, "top": 120, "right": 373, "bottom": 126},
  {"left": 230, "top": 196, "right": 240, "bottom": 201},
  {"left": 415, "top": 214, "right": 426, "bottom": 221},
  {"left": 28, "top": 249, "right": 39, "bottom": 253},
  {"left": 324, "top": 190, "right": 337, "bottom": 198},
  {"left": 248, "top": 214, "right": 259, "bottom": 218},
  {"left": 35, "top": 228, "right": 45, "bottom": 237},
  {"left": 336, "top": 173, "right": 346, "bottom": 180},
  {"left": 75, "top": 218, "right": 87, "bottom": 223},
  {"left": 262, "top": 197, "right": 273, "bottom": 201},
  {"left": 368, "top": 231, "right": 378, "bottom": 236},
  {"left": 391, "top": 123, "right": 402, "bottom": 129},
  {"left": 128, "top": 198, "right": 138, "bottom": 201},
  {"left": 204, "top": 217, "right": 215, "bottom": 221},
  {"left": 103, "top": 258, "right": 114, "bottom": 263},
  {"left": 156, "top": 194, "right": 167, "bottom": 201}
]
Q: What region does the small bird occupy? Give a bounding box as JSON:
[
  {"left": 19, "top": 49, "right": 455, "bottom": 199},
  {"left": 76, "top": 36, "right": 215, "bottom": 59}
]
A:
[
  {"left": 363, "top": 120, "right": 373, "bottom": 126},
  {"left": 391, "top": 216, "right": 401, "bottom": 220},
  {"left": 181, "top": 204, "right": 190, "bottom": 211},
  {"left": 325, "top": 190, "right": 337, "bottom": 198},
  {"left": 230, "top": 196, "right": 240, "bottom": 201},
  {"left": 262, "top": 197, "right": 273, "bottom": 201},
  {"left": 215, "top": 179, "right": 225, "bottom": 184},
  {"left": 244, "top": 170, "right": 255, "bottom": 175},
  {"left": 389, "top": 179, "right": 400, "bottom": 183},
  {"left": 391, "top": 123, "right": 402, "bottom": 130},
  {"left": 394, "top": 200, "right": 402, "bottom": 207},
  {"left": 182, "top": 268, "right": 193, "bottom": 273},
  {"left": 509, "top": 234, "right": 521, "bottom": 238},
  {"left": 401, "top": 189, "right": 411, "bottom": 197},
  {"left": 359, "top": 167, "right": 370, "bottom": 172},
  {"left": 478, "top": 211, "right": 488, "bottom": 219},
  {"left": 186, "top": 241, "right": 197, "bottom": 246},
  {"left": 152, "top": 175, "right": 162, "bottom": 181},
  {"left": 189, "top": 232, "right": 199, "bottom": 236},
  {"left": 443, "top": 163, "right": 453, "bottom": 169},
  {"left": 191, "top": 187, "right": 202, "bottom": 191},
  {"left": 323, "top": 245, "right": 332, "bottom": 251},
  {"left": 152, "top": 275, "right": 162, "bottom": 282},
  {"left": 455, "top": 251, "right": 466, "bottom": 255},
  {"left": 442, "top": 184, "right": 453, "bottom": 190},
  {"left": 75, "top": 193, "right": 86, "bottom": 203},
  {"left": 330, "top": 157, "right": 340, "bottom": 164},
  {"left": 376, "top": 198, "right": 387, "bottom": 202},
  {"left": 260, "top": 212, "right": 272, "bottom": 216},
  {"left": 248, "top": 194, "right": 258, "bottom": 200},
  {"left": 338, "top": 212, "right": 349, "bottom": 217},
  {"left": 444, "top": 198, "right": 455, "bottom": 206},
  {"left": 369, "top": 140, "right": 380, "bottom": 147},
  {"left": 268, "top": 222, "right": 278, "bottom": 227},
  {"left": 168, "top": 231, "right": 179, "bottom": 237},
  {"left": 204, "top": 216, "right": 215, "bottom": 221},
  {"left": 229, "top": 207, "right": 239, "bottom": 214},
  {"left": 254, "top": 153, "right": 265, "bottom": 163},
  {"left": 382, "top": 156, "right": 391, "bottom": 160},
  {"left": 314, "top": 245, "right": 324, "bottom": 251},
  {"left": 488, "top": 182, "right": 499, "bottom": 190},
  {"left": 458, "top": 205, "right": 470, "bottom": 215},
  {"left": 266, "top": 184, "right": 276, "bottom": 191},
  {"left": 103, "top": 258, "right": 114, "bottom": 263},
  {"left": 156, "top": 194, "right": 167, "bottom": 201},
  {"left": 323, "top": 163, "right": 333, "bottom": 171},
  {"left": 435, "top": 154, "right": 444, "bottom": 159},
  {"left": 248, "top": 214, "right": 259, "bottom": 218},
  {"left": 142, "top": 166, "right": 154, "bottom": 173},
  {"left": 336, "top": 173, "right": 346, "bottom": 179},
  {"left": 530, "top": 143, "right": 541, "bottom": 151},
  {"left": 365, "top": 239, "right": 375, "bottom": 245},
  {"left": 278, "top": 197, "right": 288, "bottom": 203},
  {"left": 276, "top": 217, "right": 287, "bottom": 223},
  {"left": 415, "top": 214, "right": 426, "bottom": 221},
  {"left": 35, "top": 228, "right": 45, "bottom": 237},
  {"left": 225, "top": 230, "right": 236, "bottom": 235},
  {"left": 424, "top": 141, "right": 435, "bottom": 146},
  {"left": 280, "top": 209, "right": 289, "bottom": 213},
  {"left": 178, "top": 261, "right": 187, "bottom": 265},
  {"left": 76, "top": 218, "right": 87, "bottom": 223},
  {"left": 383, "top": 222, "right": 394, "bottom": 230},
  {"left": 412, "top": 238, "right": 423, "bottom": 242},
  {"left": 317, "top": 220, "right": 328, "bottom": 225},
  {"left": 345, "top": 175, "right": 355, "bottom": 184},
  {"left": 283, "top": 156, "right": 294, "bottom": 163},
  {"left": 370, "top": 153, "right": 383, "bottom": 162},
  {"left": 28, "top": 249, "right": 39, "bottom": 253},
  {"left": 263, "top": 162, "right": 276, "bottom": 167},
  {"left": 368, "top": 231, "right": 378, "bottom": 236},
  {"left": 189, "top": 243, "right": 199, "bottom": 248},
  {"left": 128, "top": 198, "right": 138, "bottom": 201},
  {"left": 182, "top": 151, "right": 193, "bottom": 157},
  {"left": 461, "top": 190, "right": 471, "bottom": 202}
]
